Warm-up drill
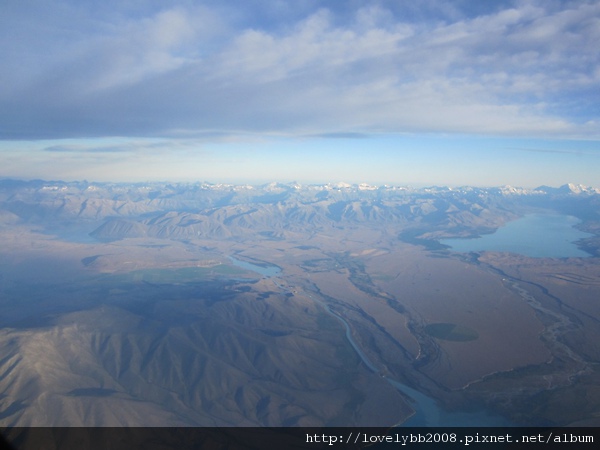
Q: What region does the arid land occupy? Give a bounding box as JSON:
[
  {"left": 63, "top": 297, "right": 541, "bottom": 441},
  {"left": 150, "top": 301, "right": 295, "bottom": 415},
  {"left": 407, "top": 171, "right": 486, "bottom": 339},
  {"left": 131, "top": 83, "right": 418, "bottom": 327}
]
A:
[
  {"left": 1, "top": 222, "right": 599, "bottom": 426},
  {"left": 1, "top": 180, "right": 599, "bottom": 427}
]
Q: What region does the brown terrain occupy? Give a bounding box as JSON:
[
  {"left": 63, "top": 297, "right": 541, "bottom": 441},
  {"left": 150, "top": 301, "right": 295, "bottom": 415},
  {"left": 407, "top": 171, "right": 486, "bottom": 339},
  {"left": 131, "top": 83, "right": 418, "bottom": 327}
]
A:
[{"left": 0, "top": 180, "right": 599, "bottom": 428}]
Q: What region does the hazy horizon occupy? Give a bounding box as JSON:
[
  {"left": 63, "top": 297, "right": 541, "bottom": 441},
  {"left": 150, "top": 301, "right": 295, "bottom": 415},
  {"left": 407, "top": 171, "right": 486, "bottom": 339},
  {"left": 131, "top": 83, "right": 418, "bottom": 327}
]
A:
[{"left": 0, "top": 174, "right": 595, "bottom": 190}]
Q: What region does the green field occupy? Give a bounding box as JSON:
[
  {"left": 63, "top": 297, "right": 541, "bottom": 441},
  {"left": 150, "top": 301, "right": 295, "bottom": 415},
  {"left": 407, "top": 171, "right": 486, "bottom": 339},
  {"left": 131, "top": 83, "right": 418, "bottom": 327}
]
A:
[{"left": 424, "top": 323, "right": 479, "bottom": 342}]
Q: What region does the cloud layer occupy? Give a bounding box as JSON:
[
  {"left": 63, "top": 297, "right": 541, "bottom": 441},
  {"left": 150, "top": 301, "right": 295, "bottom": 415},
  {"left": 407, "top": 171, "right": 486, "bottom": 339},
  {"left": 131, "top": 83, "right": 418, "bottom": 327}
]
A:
[{"left": 1, "top": 0, "right": 599, "bottom": 140}]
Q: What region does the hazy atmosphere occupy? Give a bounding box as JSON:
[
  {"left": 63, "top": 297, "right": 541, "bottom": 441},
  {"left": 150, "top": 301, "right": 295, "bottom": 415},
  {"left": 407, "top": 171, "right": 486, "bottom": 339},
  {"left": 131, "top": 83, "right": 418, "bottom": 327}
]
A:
[
  {"left": 2, "top": 3, "right": 600, "bottom": 445},
  {"left": 1, "top": 0, "right": 599, "bottom": 186}
]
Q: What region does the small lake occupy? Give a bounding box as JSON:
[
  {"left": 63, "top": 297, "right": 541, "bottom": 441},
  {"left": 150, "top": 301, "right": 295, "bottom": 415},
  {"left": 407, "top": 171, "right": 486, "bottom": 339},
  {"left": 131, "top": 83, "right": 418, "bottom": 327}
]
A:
[
  {"left": 228, "top": 256, "right": 281, "bottom": 277},
  {"left": 440, "top": 214, "right": 593, "bottom": 258}
]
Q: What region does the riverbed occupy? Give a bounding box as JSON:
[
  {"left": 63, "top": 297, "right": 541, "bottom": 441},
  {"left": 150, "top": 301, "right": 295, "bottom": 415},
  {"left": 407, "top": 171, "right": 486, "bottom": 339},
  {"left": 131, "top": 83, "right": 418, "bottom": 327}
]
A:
[{"left": 232, "top": 255, "right": 511, "bottom": 426}]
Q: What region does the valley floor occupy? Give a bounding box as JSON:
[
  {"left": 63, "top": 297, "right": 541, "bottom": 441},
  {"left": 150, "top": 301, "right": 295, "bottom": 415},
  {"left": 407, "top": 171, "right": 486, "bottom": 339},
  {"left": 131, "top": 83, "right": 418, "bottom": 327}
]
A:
[{"left": 1, "top": 221, "right": 599, "bottom": 426}]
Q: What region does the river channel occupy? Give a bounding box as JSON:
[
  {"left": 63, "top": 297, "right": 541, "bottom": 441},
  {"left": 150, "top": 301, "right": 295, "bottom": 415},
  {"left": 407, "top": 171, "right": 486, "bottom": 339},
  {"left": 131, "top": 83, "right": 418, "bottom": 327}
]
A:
[{"left": 230, "top": 256, "right": 511, "bottom": 426}]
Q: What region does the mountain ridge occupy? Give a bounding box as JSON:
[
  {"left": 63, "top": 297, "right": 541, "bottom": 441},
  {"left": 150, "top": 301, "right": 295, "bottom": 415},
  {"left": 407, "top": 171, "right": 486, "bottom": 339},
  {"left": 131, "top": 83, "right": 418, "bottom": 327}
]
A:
[{"left": 1, "top": 178, "right": 599, "bottom": 254}]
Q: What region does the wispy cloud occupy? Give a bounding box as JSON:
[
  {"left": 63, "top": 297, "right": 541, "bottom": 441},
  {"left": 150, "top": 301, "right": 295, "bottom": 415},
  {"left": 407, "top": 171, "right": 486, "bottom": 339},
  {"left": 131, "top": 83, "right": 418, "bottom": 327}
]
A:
[
  {"left": 511, "top": 147, "right": 597, "bottom": 156},
  {"left": 0, "top": 1, "right": 598, "bottom": 141},
  {"left": 308, "top": 132, "right": 371, "bottom": 139},
  {"left": 43, "top": 145, "right": 130, "bottom": 153}
]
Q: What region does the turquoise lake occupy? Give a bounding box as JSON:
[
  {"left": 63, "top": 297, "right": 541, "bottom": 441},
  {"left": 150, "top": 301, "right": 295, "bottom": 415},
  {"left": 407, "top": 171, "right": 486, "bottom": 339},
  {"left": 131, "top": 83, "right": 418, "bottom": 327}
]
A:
[
  {"left": 440, "top": 214, "right": 593, "bottom": 258},
  {"left": 228, "top": 256, "right": 281, "bottom": 277}
]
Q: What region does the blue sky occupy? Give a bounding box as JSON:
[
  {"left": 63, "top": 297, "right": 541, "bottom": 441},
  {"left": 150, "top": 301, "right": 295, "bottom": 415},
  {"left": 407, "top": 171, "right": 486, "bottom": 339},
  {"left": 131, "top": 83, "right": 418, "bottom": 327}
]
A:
[{"left": 1, "top": 0, "right": 599, "bottom": 187}]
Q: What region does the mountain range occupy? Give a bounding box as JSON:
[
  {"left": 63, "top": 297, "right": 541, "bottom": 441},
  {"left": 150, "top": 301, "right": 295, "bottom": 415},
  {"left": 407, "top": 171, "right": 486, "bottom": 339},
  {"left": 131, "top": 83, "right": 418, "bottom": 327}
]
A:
[{"left": 1, "top": 179, "right": 598, "bottom": 254}]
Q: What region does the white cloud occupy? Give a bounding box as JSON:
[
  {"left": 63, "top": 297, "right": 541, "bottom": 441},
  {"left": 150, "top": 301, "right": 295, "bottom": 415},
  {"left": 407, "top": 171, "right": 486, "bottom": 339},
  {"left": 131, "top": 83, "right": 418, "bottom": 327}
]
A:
[
  {"left": 0, "top": 1, "right": 598, "bottom": 140},
  {"left": 189, "top": 3, "right": 597, "bottom": 137}
]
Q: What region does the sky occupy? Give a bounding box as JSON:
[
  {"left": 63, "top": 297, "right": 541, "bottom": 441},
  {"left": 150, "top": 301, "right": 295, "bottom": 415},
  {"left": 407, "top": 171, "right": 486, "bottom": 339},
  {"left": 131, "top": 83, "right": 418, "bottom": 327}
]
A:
[{"left": 1, "top": 0, "right": 599, "bottom": 187}]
